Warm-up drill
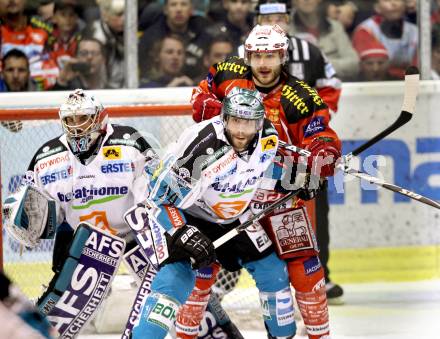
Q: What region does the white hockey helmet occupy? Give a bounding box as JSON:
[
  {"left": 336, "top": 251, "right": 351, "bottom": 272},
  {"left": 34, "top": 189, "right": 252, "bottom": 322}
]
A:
[
  {"left": 59, "top": 89, "right": 107, "bottom": 153},
  {"left": 244, "top": 24, "right": 289, "bottom": 66}
]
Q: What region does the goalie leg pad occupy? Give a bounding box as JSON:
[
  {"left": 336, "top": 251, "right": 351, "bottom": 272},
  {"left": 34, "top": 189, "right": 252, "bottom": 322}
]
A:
[
  {"left": 121, "top": 245, "right": 158, "bottom": 338},
  {"left": 37, "top": 223, "right": 125, "bottom": 337}
]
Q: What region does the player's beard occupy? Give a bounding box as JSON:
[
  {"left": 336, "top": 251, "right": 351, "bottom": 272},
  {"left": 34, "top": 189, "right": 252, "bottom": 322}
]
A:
[{"left": 252, "top": 66, "right": 282, "bottom": 88}]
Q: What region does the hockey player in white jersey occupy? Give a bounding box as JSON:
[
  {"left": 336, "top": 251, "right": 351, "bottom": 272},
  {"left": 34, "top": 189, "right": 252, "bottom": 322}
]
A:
[
  {"left": 2, "top": 89, "right": 153, "bottom": 337},
  {"left": 132, "top": 87, "right": 301, "bottom": 339}
]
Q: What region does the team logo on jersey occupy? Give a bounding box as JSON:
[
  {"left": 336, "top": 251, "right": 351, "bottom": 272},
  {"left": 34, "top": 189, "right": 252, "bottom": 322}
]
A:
[
  {"left": 79, "top": 210, "right": 116, "bottom": 235},
  {"left": 211, "top": 201, "right": 247, "bottom": 219},
  {"left": 267, "top": 108, "right": 280, "bottom": 123},
  {"left": 103, "top": 146, "right": 121, "bottom": 159},
  {"left": 261, "top": 135, "right": 277, "bottom": 151}
]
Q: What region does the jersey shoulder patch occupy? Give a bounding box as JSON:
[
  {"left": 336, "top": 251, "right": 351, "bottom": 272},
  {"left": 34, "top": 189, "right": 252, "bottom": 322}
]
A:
[
  {"left": 178, "top": 121, "right": 230, "bottom": 178},
  {"left": 28, "top": 136, "right": 66, "bottom": 170},
  {"left": 214, "top": 56, "right": 251, "bottom": 83},
  {"left": 104, "top": 124, "right": 152, "bottom": 154},
  {"left": 280, "top": 77, "right": 328, "bottom": 123}
]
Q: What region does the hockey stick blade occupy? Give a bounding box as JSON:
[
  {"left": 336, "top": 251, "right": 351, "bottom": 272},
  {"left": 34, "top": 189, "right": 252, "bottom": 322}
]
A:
[
  {"left": 340, "top": 165, "right": 440, "bottom": 210},
  {"left": 350, "top": 67, "right": 419, "bottom": 157},
  {"left": 213, "top": 190, "right": 300, "bottom": 249}
]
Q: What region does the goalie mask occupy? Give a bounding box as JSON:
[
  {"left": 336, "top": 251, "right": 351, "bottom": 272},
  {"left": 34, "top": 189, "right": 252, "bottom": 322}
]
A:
[
  {"left": 59, "top": 89, "right": 107, "bottom": 154},
  {"left": 221, "top": 87, "right": 265, "bottom": 152},
  {"left": 244, "top": 24, "right": 289, "bottom": 67}
]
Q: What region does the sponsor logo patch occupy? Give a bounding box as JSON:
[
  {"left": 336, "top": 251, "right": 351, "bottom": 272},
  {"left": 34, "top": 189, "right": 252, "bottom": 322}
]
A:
[
  {"left": 57, "top": 185, "right": 128, "bottom": 209},
  {"left": 164, "top": 205, "right": 185, "bottom": 228},
  {"left": 261, "top": 135, "right": 277, "bottom": 151},
  {"left": 101, "top": 161, "right": 135, "bottom": 173},
  {"left": 303, "top": 256, "right": 321, "bottom": 275},
  {"left": 103, "top": 146, "right": 121, "bottom": 159},
  {"left": 303, "top": 116, "right": 325, "bottom": 137},
  {"left": 211, "top": 201, "right": 247, "bottom": 219},
  {"left": 40, "top": 166, "right": 72, "bottom": 185}
]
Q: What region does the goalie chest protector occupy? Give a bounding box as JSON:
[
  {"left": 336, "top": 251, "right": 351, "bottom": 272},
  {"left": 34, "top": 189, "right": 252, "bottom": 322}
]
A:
[{"left": 27, "top": 124, "right": 150, "bottom": 236}]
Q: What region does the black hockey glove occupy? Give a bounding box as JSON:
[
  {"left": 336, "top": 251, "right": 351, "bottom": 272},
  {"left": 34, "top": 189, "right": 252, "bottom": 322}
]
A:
[{"left": 169, "top": 224, "right": 216, "bottom": 270}]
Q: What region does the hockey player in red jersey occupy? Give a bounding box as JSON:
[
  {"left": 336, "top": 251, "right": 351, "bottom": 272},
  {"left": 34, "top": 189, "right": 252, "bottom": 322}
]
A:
[{"left": 190, "top": 24, "right": 341, "bottom": 339}]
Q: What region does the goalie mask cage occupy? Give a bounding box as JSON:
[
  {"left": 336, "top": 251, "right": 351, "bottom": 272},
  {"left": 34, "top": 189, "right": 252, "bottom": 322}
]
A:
[{"left": 0, "top": 88, "right": 263, "bottom": 332}]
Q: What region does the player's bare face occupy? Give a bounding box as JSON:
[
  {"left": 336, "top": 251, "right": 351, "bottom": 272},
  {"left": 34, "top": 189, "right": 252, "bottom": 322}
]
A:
[
  {"left": 250, "top": 52, "right": 282, "bottom": 87},
  {"left": 226, "top": 117, "right": 257, "bottom": 152}
]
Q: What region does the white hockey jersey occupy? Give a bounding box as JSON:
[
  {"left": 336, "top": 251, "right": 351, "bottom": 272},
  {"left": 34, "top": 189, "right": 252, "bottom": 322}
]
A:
[
  {"left": 148, "top": 116, "right": 282, "bottom": 229},
  {"left": 26, "top": 124, "right": 151, "bottom": 237}
]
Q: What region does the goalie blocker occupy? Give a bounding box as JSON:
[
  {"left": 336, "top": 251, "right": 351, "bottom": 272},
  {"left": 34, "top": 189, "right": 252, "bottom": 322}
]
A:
[{"left": 37, "top": 223, "right": 126, "bottom": 338}]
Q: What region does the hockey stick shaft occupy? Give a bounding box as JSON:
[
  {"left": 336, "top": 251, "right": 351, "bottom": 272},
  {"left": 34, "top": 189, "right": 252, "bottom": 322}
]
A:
[
  {"left": 278, "top": 141, "right": 440, "bottom": 210},
  {"left": 213, "top": 190, "right": 300, "bottom": 248},
  {"left": 340, "top": 166, "right": 440, "bottom": 210},
  {"left": 350, "top": 68, "right": 419, "bottom": 157}
]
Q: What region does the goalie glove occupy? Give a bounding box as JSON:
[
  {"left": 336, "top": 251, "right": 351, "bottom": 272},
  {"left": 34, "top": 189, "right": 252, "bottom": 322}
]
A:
[
  {"left": 168, "top": 225, "right": 216, "bottom": 270},
  {"left": 192, "top": 92, "right": 222, "bottom": 122},
  {"left": 2, "top": 184, "right": 57, "bottom": 248}
]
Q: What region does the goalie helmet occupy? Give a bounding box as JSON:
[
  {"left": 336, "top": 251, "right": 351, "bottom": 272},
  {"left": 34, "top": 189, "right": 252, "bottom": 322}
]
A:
[
  {"left": 221, "top": 87, "right": 265, "bottom": 133},
  {"left": 244, "top": 24, "right": 289, "bottom": 66},
  {"left": 59, "top": 89, "right": 107, "bottom": 153}
]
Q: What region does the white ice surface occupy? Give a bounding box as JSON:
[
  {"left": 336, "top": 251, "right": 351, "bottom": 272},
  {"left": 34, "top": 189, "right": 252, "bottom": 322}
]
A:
[{"left": 79, "top": 279, "right": 440, "bottom": 339}]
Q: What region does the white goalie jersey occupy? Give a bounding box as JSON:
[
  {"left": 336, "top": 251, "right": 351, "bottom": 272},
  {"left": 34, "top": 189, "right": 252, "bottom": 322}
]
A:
[{"left": 23, "top": 124, "right": 151, "bottom": 238}]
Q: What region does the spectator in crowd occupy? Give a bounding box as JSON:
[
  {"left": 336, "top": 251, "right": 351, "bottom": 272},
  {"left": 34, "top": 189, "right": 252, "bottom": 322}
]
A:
[
  {"left": 138, "top": 0, "right": 211, "bottom": 80},
  {"left": 431, "top": 23, "right": 440, "bottom": 79},
  {"left": 52, "top": 37, "right": 108, "bottom": 90},
  {"left": 0, "top": 0, "right": 58, "bottom": 89},
  {"left": 83, "top": 0, "right": 124, "bottom": 88},
  {"left": 193, "top": 34, "right": 235, "bottom": 83},
  {"left": 353, "top": 37, "right": 391, "bottom": 81},
  {"left": 432, "top": 0, "right": 440, "bottom": 24},
  {"left": 326, "top": 0, "right": 373, "bottom": 37},
  {"left": 48, "top": 0, "right": 82, "bottom": 70},
  {"left": 203, "top": 34, "right": 234, "bottom": 67},
  {"left": 140, "top": 34, "right": 194, "bottom": 87},
  {"left": 291, "top": 0, "right": 359, "bottom": 80},
  {"left": 352, "top": 0, "right": 418, "bottom": 80},
  {"left": 0, "top": 48, "right": 38, "bottom": 91},
  {"left": 404, "top": 0, "right": 416, "bottom": 24},
  {"left": 37, "top": 0, "right": 55, "bottom": 21},
  {"left": 207, "top": 0, "right": 254, "bottom": 51},
  {"left": 0, "top": 49, "right": 37, "bottom": 132}
]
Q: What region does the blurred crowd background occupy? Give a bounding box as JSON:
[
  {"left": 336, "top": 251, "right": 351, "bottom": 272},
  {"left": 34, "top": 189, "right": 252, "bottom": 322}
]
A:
[{"left": 0, "top": 0, "right": 438, "bottom": 93}]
